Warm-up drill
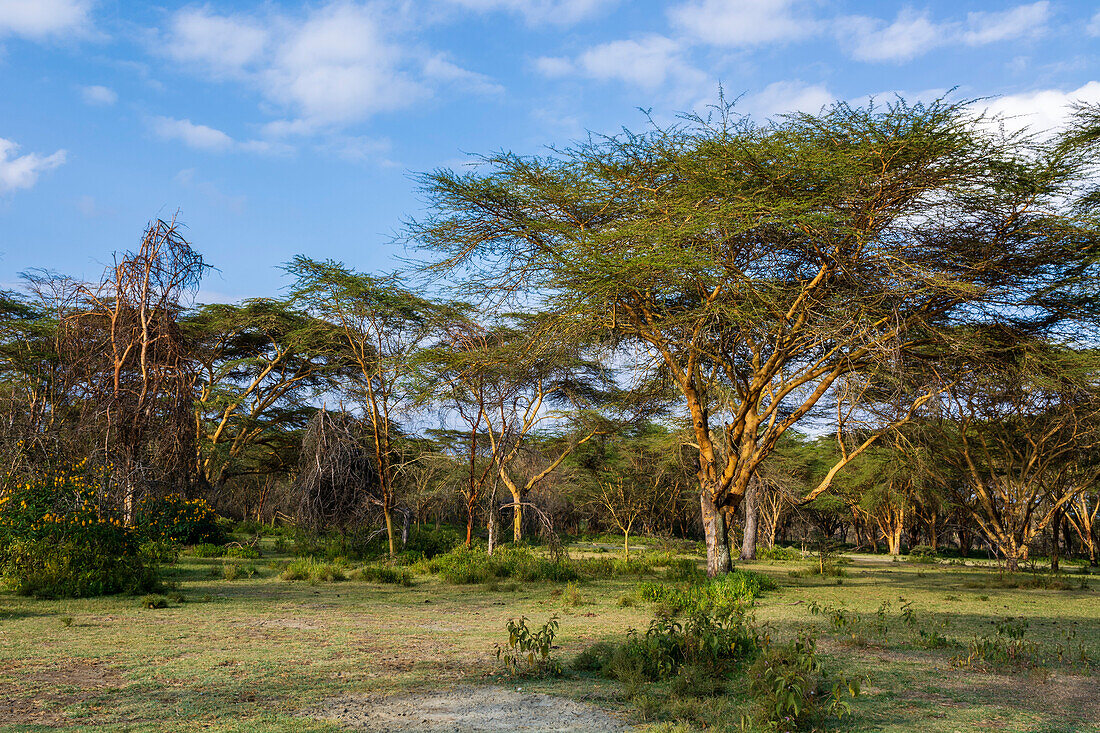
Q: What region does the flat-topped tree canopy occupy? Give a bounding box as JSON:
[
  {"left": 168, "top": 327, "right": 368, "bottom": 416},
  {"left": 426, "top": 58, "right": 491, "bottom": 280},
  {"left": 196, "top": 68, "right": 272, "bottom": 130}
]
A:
[{"left": 411, "top": 97, "right": 1100, "bottom": 575}]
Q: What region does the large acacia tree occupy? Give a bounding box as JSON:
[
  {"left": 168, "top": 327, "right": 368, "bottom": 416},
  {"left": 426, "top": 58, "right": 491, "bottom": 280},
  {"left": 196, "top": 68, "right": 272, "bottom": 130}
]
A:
[{"left": 413, "top": 98, "right": 1100, "bottom": 575}]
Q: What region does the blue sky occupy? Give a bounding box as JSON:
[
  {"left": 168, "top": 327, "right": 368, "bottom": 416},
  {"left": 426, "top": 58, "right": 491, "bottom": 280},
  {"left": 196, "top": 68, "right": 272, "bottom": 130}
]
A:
[{"left": 1, "top": 0, "right": 1098, "bottom": 302}]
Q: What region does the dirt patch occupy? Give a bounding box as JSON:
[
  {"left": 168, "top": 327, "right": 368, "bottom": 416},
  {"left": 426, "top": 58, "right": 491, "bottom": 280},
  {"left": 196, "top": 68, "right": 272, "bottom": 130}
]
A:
[
  {"left": 312, "top": 684, "right": 631, "bottom": 732},
  {"left": 0, "top": 659, "right": 123, "bottom": 728}
]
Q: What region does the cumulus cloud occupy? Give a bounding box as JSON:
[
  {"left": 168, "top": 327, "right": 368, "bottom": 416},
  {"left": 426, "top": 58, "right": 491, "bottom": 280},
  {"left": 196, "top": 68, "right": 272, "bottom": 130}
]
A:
[
  {"left": 442, "top": 0, "right": 615, "bottom": 26},
  {"left": 0, "top": 0, "right": 92, "bottom": 39},
  {"left": 157, "top": 2, "right": 495, "bottom": 134},
  {"left": 976, "top": 81, "right": 1100, "bottom": 137},
  {"left": 150, "top": 116, "right": 292, "bottom": 155},
  {"left": 745, "top": 81, "right": 832, "bottom": 118},
  {"left": 80, "top": 84, "right": 116, "bottom": 105},
  {"left": 0, "top": 138, "right": 66, "bottom": 194},
  {"left": 837, "top": 2, "right": 1050, "bottom": 63},
  {"left": 535, "top": 35, "right": 707, "bottom": 102},
  {"left": 669, "top": 0, "right": 818, "bottom": 47},
  {"left": 152, "top": 117, "right": 235, "bottom": 151}
]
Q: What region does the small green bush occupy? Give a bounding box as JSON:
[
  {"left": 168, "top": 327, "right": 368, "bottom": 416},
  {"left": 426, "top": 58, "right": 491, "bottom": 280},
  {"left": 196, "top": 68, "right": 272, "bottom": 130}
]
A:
[
  {"left": 280, "top": 558, "right": 346, "bottom": 583},
  {"left": 907, "top": 545, "right": 938, "bottom": 563},
  {"left": 190, "top": 543, "right": 226, "bottom": 558},
  {"left": 664, "top": 558, "right": 704, "bottom": 581},
  {"left": 758, "top": 545, "right": 802, "bottom": 562},
  {"left": 421, "top": 545, "right": 579, "bottom": 584},
  {"left": 495, "top": 615, "right": 562, "bottom": 678},
  {"left": 637, "top": 570, "right": 776, "bottom": 616},
  {"left": 141, "top": 594, "right": 168, "bottom": 609},
  {"left": 350, "top": 564, "right": 414, "bottom": 586}
]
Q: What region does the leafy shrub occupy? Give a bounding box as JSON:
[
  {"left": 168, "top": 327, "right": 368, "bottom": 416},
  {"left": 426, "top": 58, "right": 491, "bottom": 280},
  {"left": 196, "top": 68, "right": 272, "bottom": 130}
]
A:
[
  {"left": 280, "top": 558, "right": 346, "bottom": 583},
  {"left": 404, "top": 526, "right": 462, "bottom": 559},
  {"left": 141, "top": 594, "right": 168, "bottom": 609},
  {"left": 572, "top": 641, "right": 615, "bottom": 672},
  {"left": 135, "top": 493, "right": 223, "bottom": 545},
  {"left": 758, "top": 545, "right": 802, "bottom": 562},
  {"left": 350, "top": 564, "right": 414, "bottom": 585},
  {"left": 746, "top": 631, "right": 861, "bottom": 732},
  {"left": 494, "top": 615, "right": 562, "bottom": 677},
  {"left": 637, "top": 570, "right": 776, "bottom": 616},
  {"left": 422, "top": 545, "right": 579, "bottom": 584},
  {"left": 190, "top": 543, "right": 226, "bottom": 558},
  {"left": 222, "top": 562, "right": 258, "bottom": 581},
  {"left": 907, "top": 545, "right": 938, "bottom": 563},
  {"left": 225, "top": 545, "right": 261, "bottom": 559},
  {"left": 664, "top": 558, "right": 705, "bottom": 581},
  {"left": 0, "top": 469, "right": 160, "bottom": 598}
]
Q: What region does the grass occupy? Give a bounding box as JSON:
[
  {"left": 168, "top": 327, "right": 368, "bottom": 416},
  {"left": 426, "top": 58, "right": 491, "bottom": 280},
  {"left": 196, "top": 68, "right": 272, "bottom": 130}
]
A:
[{"left": 0, "top": 543, "right": 1096, "bottom": 732}]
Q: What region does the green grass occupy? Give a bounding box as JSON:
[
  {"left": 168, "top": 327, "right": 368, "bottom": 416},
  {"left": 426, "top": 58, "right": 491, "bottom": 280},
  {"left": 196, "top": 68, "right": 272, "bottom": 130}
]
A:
[{"left": 0, "top": 545, "right": 1096, "bottom": 732}]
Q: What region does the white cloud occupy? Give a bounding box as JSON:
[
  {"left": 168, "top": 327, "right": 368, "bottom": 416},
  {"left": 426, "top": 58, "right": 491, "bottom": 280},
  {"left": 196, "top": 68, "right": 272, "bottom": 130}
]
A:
[
  {"left": 837, "top": 2, "right": 1050, "bottom": 64},
  {"left": 536, "top": 35, "right": 707, "bottom": 102},
  {"left": 158, "top": 2, "right": 491, "bottom": 133},
  {"left": 746, "top": 81, "right": 832, "bottom": 118},
  {"left": 443, "top": 0, "right": 615, "bottom": 26},
  {"left": 152, "top": 117, "right": 235, "bottom": 151},
  {"left": 0, "top": 0, "right": 92, "bottom": 39},
  {"left": 961, "top": 2, "right": 1049, "bottom": 45},
  {"left": 669, "top": 0, "right": 818, "bottom": 47},
  {"left": 837, "top": 8, "right": 942, "bottom": 63},
  {"left": 0, "top": 138, "right": 66, "bottom": 194},
  {"left": 164, "top": 6, "right": 267, "bottom": 76},
  {"left": 80, "top": 84, "right": 116, "bottom": 105},
  {"left": 424, "top": 55, "right": 504, "bottom": 95},
  {"left": 1088, "top": 11, "right": 1100, "bottom": 37},
  {"left": 976, "top": 81, "right": 1100, "bottom": 137},
  {"left": 150, "top": 116, "right": 292, "bottom": 155}
]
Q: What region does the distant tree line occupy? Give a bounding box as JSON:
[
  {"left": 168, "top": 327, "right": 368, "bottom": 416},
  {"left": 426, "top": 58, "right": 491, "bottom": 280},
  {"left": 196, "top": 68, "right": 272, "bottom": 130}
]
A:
[{"left": 2, "top": 98, "right": 1099, "bottom": 573}]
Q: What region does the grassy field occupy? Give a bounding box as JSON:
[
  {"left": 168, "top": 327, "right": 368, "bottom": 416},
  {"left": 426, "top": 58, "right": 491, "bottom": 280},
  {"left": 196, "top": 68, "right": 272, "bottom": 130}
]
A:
[{"left": 1, "top": 542, "right": 1097, "bottom": 732}]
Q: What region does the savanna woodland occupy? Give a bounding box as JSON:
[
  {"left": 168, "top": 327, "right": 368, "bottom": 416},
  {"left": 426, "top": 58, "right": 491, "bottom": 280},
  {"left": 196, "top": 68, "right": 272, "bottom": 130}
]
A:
[{"left": 3, "top": 100, "right": 1100, "bottom": 732}]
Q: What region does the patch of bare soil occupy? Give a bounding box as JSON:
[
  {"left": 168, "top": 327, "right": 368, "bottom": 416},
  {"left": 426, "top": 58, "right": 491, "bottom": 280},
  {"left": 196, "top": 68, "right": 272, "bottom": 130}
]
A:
[
  {"left": 0, "top": 659, "right": 122, "bottom": 728},
  {"left": 312, "top": 684, "right": 631, "bottom": 732}
]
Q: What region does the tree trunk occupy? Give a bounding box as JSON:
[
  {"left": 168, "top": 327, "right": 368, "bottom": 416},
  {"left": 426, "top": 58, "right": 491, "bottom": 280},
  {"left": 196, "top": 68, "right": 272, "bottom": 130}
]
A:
[
  {"left": 487, "top": 487, "right": 499, "bottom": 556},
  {"left": 384, "top": 505, "right": 395, "bottom": 556},
  {"left": 1051, "top": 507, "right": 1062, "bottom": 572},
  {"left": 701, "top": 491, "right": 731, "bottom": 576},
  {"left": 740, "top": 481, "right": 758, "bottom": 561},
  {"left": 511, "top": 488, "right": 523, "bottom": 544}
]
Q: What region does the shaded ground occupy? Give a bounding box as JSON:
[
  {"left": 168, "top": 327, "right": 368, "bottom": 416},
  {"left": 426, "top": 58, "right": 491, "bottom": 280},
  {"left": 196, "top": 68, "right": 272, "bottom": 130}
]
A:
[{"left": 313, "top": 685, "right": 629, "bottom": 732}]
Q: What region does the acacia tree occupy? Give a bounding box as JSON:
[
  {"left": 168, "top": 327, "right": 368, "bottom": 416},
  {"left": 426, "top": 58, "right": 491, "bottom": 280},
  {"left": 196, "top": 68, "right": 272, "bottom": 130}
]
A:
[
  {"left": 924, "top": 343, "right": 1100, "bottom": 570},
  {"left": 188, "top": 298, "right": 342, "bottom": 489},
  {"left": 287, "top": 258, "right": 436, "bottom": 555},
  {"left": 413, "top": 99, "right": 1100, "bottom": 574},
  {"left": 1067, "top": 485, "right": 1099, "bottom": 566}
]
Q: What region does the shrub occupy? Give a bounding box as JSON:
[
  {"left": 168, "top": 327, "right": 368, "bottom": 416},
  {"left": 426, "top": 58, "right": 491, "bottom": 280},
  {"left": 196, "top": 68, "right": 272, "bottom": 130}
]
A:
[
  {"left": 422, "top": 545, "right": 579, "bottom": 584},
  {"left": 404, "top": 526, "right": 463, "bottom": 559},
  {"left": 280, "top": 558, "right": 346, "bottom": 583},
  {"left": 746, "top": 631, "right": 861, "bottom": 732},
  {"left": 225, "top": 545, "right": 261, "bottom": 559},
  {"left": 494, "top": 615, "right": 562, "bottom": 678},
  {"left": 664, "top": 558, "right": 704, "bottom": 582},
  {"left": 222, "top": 562, "right": 259, "bottom": 581},
  {"left": 190, "top": 543, "right": 226, "bottom": 558},
  {"left": 350, "top": 564, "right": 414, "bottom": 586},
  {"left": 141, "top": 594, "right": 168, "bottom": 609},
  {"left": 572, "top": 641, "right": 615, "bottom": 672},
  {"left": 0, "top": 469, "right": 160, "bottom": 598},
  {"left": 758, "top": 545, "right": 802, "bottom": 562},
  {"left": 907, "top": 545, "right": 938, "bottom": 563},
  {"left": 135, "top": 493, "right": 223, "bottom": 545},
  {"left": 637, "top": 570, "right": 776, "bottom": 616}
]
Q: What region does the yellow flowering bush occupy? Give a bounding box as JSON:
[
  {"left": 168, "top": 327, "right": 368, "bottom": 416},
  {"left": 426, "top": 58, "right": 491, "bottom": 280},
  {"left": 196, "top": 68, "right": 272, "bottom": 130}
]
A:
[
  {"left": 0, "top": 466, "right": 159, "bottom": 598},
  {"left": 135, "top": 493, "right": 223, "bottom": 545}
]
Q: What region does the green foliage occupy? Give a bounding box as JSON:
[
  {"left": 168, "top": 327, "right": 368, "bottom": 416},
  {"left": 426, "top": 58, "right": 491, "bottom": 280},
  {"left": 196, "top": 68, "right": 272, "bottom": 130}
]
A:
[
  {"left": 190, "top": 542, "right": 226, "bottom": 558},
  {"left": 141, "top": 594, "right": 168, "bottom": 609},
  {"left": 494, "top": 615, "right": 562, "bottom": 678},
  {"left": 637, "top": 570, "right": 776, "bottom": 616},
  {"left": 420, "top": 545, "right": 579, "bottom": 584},
  {"left": 403, "top": 526, "right": 462, "bottom": 559},
  {"left": 349, "top": 564, "right": 414, "bottom": 585},
  {"left": 757, "top": 545, "right": 802, "bottom": 562},
  {"left": 280, "top": 558, "right": 346, "bottom": 583},
  {"left": 0, "top": 469, "right": 160, "bottom": 598},
  {"left": 907, "top": 545, "right": 938, "bottom": 563},
  {"left": 745, "top": 631, "right": 862, "bottom": 732},
  {"left": 135, "top": 493, "right": 223, "bottom": 545}
]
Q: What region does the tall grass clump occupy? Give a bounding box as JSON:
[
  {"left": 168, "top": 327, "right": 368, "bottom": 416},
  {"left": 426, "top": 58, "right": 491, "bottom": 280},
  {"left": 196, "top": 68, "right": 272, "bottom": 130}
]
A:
[
  {"left": 637, "top": 570, "right": 776, "bottom": 616},
  {"left": 421, "top": 545, "right": 579, "bottom": 584}
]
